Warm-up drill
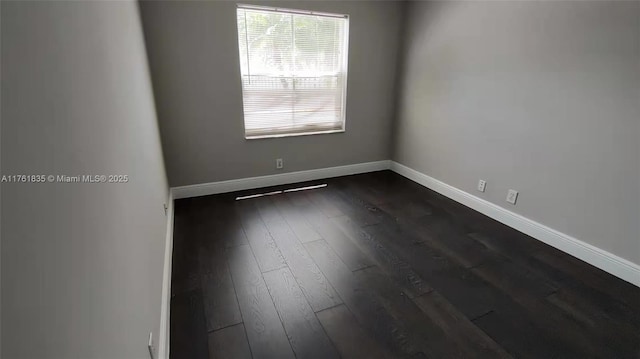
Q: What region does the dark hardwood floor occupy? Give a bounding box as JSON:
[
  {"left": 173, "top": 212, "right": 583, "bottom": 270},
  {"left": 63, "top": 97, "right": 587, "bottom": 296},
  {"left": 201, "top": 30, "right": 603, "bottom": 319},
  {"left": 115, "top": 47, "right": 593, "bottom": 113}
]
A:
[{"left": 171, "top": 170, "right": 640, "bottom": 359}]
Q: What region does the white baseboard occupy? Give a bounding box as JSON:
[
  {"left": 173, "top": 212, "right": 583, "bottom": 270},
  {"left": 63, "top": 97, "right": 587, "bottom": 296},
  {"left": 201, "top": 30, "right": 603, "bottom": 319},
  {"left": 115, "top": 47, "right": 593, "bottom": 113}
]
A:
[
  {"left": 158, "top": 192, "right": 174, "bottom": 359},
  {"left": 171, "top": 160, "right": 391, "bottom": 199},
  {"left": 390, "top": 161, "right": 640, "bottom": 287}
]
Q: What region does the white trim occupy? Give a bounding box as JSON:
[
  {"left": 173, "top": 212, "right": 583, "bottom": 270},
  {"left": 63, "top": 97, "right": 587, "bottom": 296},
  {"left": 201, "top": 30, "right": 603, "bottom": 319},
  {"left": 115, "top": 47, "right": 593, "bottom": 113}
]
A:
[
  {"left": 171, "top": 160, "right": 391, "bottom": 199},
  {"left": 246, "top": 128, "right": 344, "bottom": 140},
  {"left": 390, "top": 161, "right": 640, "bottom": 287},
  {"left": 237, "top": 4, "right": 348, "bottom": 19},
  {"left": 158, "top": 192, "right": 174, "bottom": 359}
]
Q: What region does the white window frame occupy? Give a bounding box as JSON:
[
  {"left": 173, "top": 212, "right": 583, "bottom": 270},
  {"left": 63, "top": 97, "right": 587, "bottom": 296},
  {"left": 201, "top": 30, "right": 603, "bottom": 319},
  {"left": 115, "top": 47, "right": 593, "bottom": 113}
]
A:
[{"left": 236, "top": 4, "right": 350, "bottom": 139}]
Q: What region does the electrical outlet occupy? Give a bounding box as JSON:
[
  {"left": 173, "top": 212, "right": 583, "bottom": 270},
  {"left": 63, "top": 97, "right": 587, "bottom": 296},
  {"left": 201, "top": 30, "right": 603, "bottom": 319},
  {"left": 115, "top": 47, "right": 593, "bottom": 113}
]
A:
[
  {"left": 163, "top": 203, "right": 168, "bottom": 216},
  {"left": 506, "top": 189, "right": 518, "bottom": 205},
  {"left": 477, "top": 180, "right": 486, "bottom": 192},
  {"left": 276, "top": 158, "right": 284, "bottom": 169}
]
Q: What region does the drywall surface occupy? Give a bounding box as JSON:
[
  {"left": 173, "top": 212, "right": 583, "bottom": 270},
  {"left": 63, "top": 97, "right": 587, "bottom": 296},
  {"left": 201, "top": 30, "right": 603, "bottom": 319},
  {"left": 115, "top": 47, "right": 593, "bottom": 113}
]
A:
[
  {"left": 1, "top": 1, "right": 169, "bottom": 357},
  {"left": 140, "top": 0, "right": 404, "bottom": 187},
  {"left": 394, "top": 1, "right": 640, "bottom": 264}
]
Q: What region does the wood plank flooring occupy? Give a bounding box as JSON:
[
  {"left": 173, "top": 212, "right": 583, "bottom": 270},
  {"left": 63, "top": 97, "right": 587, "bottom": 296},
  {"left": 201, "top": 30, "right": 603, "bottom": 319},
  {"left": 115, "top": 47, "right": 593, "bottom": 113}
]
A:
[{"left": 171, "top": 170, "right": 640, "bottom": 359}]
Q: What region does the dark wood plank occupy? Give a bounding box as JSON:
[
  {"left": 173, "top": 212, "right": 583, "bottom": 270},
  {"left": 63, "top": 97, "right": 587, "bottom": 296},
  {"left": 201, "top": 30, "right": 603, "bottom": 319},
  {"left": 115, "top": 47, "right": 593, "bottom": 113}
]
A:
[
  {"left": 472, "top": 309, "right": 572, "bottom": 359},
  {"left": 411, "top": 212, "right": 495, "bottom": 268},
  {"left": 193, "top": 210, "right": 244, "bottom": 332},
  {"left": 271, "top": 195, "right": 322, "bottom": 243},
  {"left": 467, "top": 231, "right": 547, "bottom": 264},
  {"left": 470, "top": 231, "right": 640, "bottom": 324},
  {"left": 354, "top": 266, "right": 512, "bottom": 358},
  {"left": 424, "top": 195, "right": 495, "bottom": 234},
  {"left": 348, "top": 222, "right": 519, "bottom": 321},
  {"left": 330, "top": 174, "right": 390, "bottom": 206},
  {"left": 332, "top": 216, "right": 432, "bottom": 298},
  {"left": 377, "top": 198, "right": 434, "bottom": 219},
  {"left": 546, "top": 288, "right": 640, "bottom": 357},
  {"left": 411, "top": 262, "right": 505, "bottom": 320},
  {"left": 298, "top": 199, "right": 373, "bottom": 271},
  {"left": 226, "top": 245, "right": 295, "bottom": 359},
  {"left": 171, "top": 213, "right": 201, "bottom": 296},
  {"left": 305, "top": 189, "right": 344, "bottom": 218},
  {"left": 357, "top": 220, "right": 454, "bottom": 275},
  {"left": 365, "top": 171, "right": 427, "bottom": 200},
  {"left": 466, "top": 230, "right": 564, "bottom": 287},
  {"left": 305, "top": 239, "right": 423, "bottom": 357},
  {"left": 471, "top": 257, "right": 558, "bottom": 301},
  {"left": 532, "top": 249, "right": 640, "bottom": 310},
  {"left": 256, "top": 198, "right": 342, "bottom": 311},
  {"left": 473, "top": 251, "right": 639, "bottom": 357},
  {"left": 334, "top": 172, "right": 425, "bottom": 207},
  {"left": 316, "top": 304, "right": 394, "bottom": 359},
  {"left": 200, "top": 270, "right": 242, "bottom": 332},
  {"left": 218, "top": 216, "right": 249, "bottom": 248},
  {"left": 208, "top": 324, "right": 252, "bottom": 359},
  {"left": 325, "top": 183, "right": 383, "bottom": 226},
  {"left": 411, "top": 291, "right": 512, "bottom": 358},
  {"left": 547, "top": 288, "right": 640, "bottom": 356},
  {"left": 203, "top": 200, "right": 249, "bottom": 248},
  {"left": 263, "top": 267, "right": 340, "bottom": 358},
  {"left": 548, "top": 286, "right": 640, "bottom": 331},
  {"left": 284, "top": 189, "right": 313, "bottom": 207},
  {"left": 472, "top": 259, "right": 621, "bottom": 358},
  {"left": 356, "top": 263, "right": 513, "bottom": 358},
  {"left": 170, "top": 289, "right": 208, "bottom": 359},
  {"left": 235, "top": 200, "right": 287, "bottom": 272}
]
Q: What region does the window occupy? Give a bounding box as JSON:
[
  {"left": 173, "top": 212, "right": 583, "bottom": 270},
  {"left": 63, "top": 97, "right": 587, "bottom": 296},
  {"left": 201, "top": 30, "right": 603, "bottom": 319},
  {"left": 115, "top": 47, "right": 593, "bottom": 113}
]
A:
[{"left": 236, "top": 4, "right": 349, "bottom": 139}]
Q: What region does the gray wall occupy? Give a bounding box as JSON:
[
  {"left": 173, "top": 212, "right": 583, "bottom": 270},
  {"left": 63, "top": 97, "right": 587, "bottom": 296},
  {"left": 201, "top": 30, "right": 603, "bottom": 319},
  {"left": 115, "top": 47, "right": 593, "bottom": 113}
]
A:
[
  {"left": 140, "top": 0, "right": 404, "bottom": 187},
  {"left": 394, "top": 1, "right": 640, "bottom": 264},
  {"left": 1, "top": 1, "right": 169, "bottom": 357}
]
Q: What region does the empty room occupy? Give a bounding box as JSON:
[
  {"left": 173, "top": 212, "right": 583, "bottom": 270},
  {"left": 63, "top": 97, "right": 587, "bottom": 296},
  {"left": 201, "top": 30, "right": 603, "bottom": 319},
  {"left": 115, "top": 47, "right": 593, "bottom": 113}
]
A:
[{"left": 1, "top": 0, "right": 639, "bottom": 358}]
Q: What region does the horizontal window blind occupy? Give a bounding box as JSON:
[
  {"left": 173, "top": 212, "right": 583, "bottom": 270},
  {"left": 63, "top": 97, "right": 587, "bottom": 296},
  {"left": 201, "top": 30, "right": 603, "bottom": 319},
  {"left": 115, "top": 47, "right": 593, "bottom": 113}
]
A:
[{"left": 236, "top": 5, "right": 349, "bottom": 138}]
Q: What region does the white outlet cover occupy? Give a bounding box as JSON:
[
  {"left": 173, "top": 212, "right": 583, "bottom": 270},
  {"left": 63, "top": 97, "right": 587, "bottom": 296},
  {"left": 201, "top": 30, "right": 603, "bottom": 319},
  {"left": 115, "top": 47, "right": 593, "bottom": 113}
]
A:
[
  {"left": 506, "top": 189, "right": 518, "bottom": 204},
  {"left": 477, "top": 180, "right": 486, "bottom": 192},
  {"left": 276, "top": 158, "right": 283, "bottom": 169}
]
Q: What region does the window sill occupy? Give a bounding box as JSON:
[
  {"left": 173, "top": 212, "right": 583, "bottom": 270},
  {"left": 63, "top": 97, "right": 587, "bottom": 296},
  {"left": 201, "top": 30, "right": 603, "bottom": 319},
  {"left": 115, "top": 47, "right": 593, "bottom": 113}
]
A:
[{"left": 245, "top": 129, "right": 345, "bottom": 140}]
